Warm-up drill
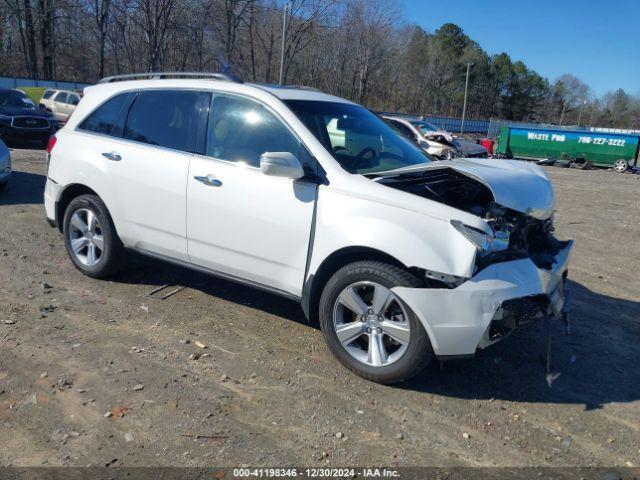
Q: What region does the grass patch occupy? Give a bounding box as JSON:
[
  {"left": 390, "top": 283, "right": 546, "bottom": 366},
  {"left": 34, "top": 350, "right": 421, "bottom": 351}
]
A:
[{"left": 18, "top": 86, "right": 47, "bottom": 103}]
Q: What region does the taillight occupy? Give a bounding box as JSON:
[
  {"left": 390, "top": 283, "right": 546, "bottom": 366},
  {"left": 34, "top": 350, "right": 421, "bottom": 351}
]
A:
[
  {"left": 46, "top": 135, "right": 57, "bottom": 173},
  {"left": 46, "top": 135, "right": 57, "bottom": 154}
]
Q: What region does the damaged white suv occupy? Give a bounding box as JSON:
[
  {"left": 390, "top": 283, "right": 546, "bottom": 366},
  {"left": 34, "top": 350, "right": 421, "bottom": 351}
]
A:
[{"left": 44, "top": 73, "right": 573, "bottom": 384}]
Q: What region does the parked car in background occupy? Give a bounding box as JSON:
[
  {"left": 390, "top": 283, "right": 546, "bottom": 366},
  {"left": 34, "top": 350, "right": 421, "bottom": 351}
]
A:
[
  {"left": 0, "top": 138, "right": 10, "bottom": 189},
  {"left": 45, "top": 73, "right": 571, "bottom": 384},
  {"left": 383, "top": 115, "right": 487, "bottom": 160},
  {"left": 0, "top": 88, "right": 57, "bottom": 148},
  {"left": 39, "top": 89, "right": 82, "bottom": 123}
]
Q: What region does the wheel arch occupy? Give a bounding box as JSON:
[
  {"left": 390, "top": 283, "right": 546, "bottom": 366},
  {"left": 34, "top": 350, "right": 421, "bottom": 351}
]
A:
[
  {"left": 55, "top": 184, "right": 101, "bottom": 232},
  {"left": 301, "top": 246, "right": 424, "bottom": 325}
]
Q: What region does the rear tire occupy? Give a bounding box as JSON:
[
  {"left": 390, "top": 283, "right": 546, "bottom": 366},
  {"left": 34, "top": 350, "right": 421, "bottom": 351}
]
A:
[
  {"left": 0, "top": 181, "right": 6, "bottom": 190},
  {"left": 319, "top": 261, "right": 433, "bottom": 384},
  {"left": 63, "top": 194, "right": 123, "bottom": 278}
]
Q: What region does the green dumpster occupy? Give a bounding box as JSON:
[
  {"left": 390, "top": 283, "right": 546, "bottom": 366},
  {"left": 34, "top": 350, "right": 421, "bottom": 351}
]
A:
[{"left": 496, "top": 126, "right": 640, "bottom": 172}]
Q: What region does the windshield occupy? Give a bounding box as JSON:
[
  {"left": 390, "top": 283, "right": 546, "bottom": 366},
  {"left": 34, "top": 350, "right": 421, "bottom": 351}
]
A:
[
  {"left": 0, "top": 90, "right": 37, "bottom": 109},
  {"left": 410, "top": 120, "right": 440, "bottom": 135},
  {"left": 285, "top": 100, "right": 433, "bottom": 174}
]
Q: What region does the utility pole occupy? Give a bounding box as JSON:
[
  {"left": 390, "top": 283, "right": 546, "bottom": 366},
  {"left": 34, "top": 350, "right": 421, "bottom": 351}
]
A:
[
  {"left": 278, "top": 3, "right": 288, "bottom": 85},
  {"left": 577, "top": 99, "right": 587, "bottom": 127},
  {"left": 460, "top": 62, "right": 474, "bottom": 134}
]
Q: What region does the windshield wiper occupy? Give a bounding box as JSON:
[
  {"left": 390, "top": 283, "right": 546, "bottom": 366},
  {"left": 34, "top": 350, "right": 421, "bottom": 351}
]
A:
[{"left": 363, "top": 163, "right": 433, "bottom": 179}]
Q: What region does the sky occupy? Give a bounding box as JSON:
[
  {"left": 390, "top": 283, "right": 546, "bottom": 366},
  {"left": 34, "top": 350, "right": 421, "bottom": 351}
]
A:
[{"left": 402, "top": 0, "right": 640, "bottom": 97}]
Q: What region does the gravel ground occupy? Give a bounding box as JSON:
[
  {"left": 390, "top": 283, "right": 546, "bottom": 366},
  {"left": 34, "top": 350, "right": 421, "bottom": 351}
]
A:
[{"left": 0, "top": 149, "right": 639, "bottom": 467}]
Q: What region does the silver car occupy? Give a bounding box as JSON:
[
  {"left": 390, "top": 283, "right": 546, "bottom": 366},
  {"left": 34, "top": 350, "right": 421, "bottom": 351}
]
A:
[{"left": 383, "top": 115, "right": 488, "bottom": 160}]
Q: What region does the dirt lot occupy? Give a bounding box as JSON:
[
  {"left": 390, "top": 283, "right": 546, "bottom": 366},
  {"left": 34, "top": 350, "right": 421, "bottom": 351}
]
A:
[{"left": 0, "top": 149, "right": 639, "bottom": 468}]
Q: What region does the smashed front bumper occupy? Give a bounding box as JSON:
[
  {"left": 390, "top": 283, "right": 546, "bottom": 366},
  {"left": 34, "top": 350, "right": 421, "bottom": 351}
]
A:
[{"left": 392, "top": 240, "right": 573, "bottom": 357}]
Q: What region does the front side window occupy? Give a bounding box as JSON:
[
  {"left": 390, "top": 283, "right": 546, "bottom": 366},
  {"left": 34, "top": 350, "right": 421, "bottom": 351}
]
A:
[
  {"left": 78, "top": 93, "right": 128, "bottom": 135},
  {"left": 206, "top": 94, "right": 299, "bottom": 168},
  {"left": 42, "top": 90, "right": 55, "bottom": 99},
  {"left": 123, "top": 90, "right": 204, "bottom": 152},
  {"left": 286, "top": 100, "right": 433, "bottom": 174}
]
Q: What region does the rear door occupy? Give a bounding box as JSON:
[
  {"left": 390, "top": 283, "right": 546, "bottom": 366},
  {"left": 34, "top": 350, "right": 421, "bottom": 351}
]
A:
[
  {"left": 94, "top": 89, "right": 209, "bottom": 261},
  {"left": 186, "top": 93, "right": 317, "bottom": 296},
  {"left": 64, "top": 93, "right": 81, "bottom": 122},
  {"left": 52, "top": 92, "right": 68, "bottom": 121}
]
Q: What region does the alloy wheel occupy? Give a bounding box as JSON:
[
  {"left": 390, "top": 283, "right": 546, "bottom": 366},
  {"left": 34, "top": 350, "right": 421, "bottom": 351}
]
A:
[
  {"left": 614, "top": 160, "right": 628, "bottom": 173},
  {"left": 332, "top": 281, "right": 411, "bottom": 367},
  {"left": 68, "top": 208, "right": 104, "bottom": 266}
]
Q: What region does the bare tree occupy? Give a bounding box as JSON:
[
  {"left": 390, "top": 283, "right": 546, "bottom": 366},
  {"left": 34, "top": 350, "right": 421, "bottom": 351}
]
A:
[
  {"left": 122, "top": 0, "right": 176, "bottom": 71},
  {"left": 37, "top": 0, "right": 55, "bottom": 78},
  {"left": 91, "top": 0, "right": 110, "bottom": 77},
  {"left": 0, "top": 0, "right": 636, "bottom": 128}
]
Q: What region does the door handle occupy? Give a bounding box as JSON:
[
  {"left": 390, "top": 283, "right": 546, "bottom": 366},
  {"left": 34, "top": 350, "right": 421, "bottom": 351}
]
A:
[
  {"left": 102, "top": 151, "right": 121, "bottom": 161},
  {"left": 194, "top": 174, "right": 222, "bottom": 187}
]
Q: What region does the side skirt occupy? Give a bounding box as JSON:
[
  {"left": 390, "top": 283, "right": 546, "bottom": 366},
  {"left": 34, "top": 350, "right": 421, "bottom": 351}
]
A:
[{"left": 132, "top": 247, "right": 302, "bottom": 303}]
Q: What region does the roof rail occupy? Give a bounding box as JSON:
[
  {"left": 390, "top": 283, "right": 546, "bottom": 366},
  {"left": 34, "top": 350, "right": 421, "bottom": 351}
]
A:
[
  {"left": 252, "top": 82, "right": 321, "bottom": 92},
  {"left": 98, "top": 72, "right": 243, "bottom": 84}
]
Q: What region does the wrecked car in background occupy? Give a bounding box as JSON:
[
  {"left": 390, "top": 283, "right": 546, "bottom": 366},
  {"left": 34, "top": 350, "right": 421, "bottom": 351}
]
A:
[
  {"left": 45, "top": 73, "right": 572, "bottom": 384},
  {"left": 383, "top": 115, "right": 488, "bottom": 160}
]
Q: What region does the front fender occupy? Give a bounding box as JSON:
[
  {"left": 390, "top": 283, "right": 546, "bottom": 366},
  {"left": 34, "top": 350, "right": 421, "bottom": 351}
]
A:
[{"left": 308, "top": 187, "right": 478, "bottom": 280}]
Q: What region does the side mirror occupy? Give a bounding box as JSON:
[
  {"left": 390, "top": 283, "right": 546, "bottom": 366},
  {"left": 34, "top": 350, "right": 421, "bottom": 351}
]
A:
[{"left": 260, "top": 152, "right": 304, "bottom": 179}]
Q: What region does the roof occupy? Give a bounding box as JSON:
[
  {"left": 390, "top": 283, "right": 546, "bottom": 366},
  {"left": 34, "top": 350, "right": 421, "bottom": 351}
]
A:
[
  {"left": 250, "top": 83, "right": 354, "bottom": 104},
  {"left": 83, "top": 77, "right": 353, "bottom": 105}
]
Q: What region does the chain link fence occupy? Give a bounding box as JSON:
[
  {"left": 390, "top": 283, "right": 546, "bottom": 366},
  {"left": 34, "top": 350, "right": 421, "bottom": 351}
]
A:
[{"left": 380, "top": 110, "right": 639, "bottom": 139}]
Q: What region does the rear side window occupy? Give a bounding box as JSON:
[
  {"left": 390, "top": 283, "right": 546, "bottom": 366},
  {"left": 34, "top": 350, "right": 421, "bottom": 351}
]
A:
[
  {"left": 79, "top": 93, "right": 127, "bottom": 135},
  {"left": 42, "top": 90, "right": 55, "bottom": 99},
  {"left": 68, "top": 93, "right": 80, "bottom": 105},
  {"left": 55, "top": 92, "right": 68, "bottom": 103},
  {"left": 206, "top": 94, "right": 299, "bottom": 167},
  {"left": 123, "top": 90, "right": 203, "bottom": 152}
]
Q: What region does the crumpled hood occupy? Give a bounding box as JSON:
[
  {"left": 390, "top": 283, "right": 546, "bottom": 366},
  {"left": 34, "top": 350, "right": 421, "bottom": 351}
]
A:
[
  {"left": 423, "top": 130, "right": 455, "bottom": 142},
  {"left": 435, "top": 157, "right": 555, "bottom": 219}
]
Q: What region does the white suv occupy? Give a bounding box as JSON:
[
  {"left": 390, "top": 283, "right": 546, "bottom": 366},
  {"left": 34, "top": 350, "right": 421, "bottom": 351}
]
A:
[
  {"left": 44, "top": 73, "right": 573, "bottom": 384},
  {"left": 39, "top": 89, "right": 82, "bottom": 123}
]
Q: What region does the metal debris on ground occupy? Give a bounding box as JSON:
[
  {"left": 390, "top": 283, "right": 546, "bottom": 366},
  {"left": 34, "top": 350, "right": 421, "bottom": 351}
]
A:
[
  {"left": 180, "top": 433, "right": 227, "bottom": 440},
  {"left": 145, "top": 284, "right": 185, "bottom": 300}
]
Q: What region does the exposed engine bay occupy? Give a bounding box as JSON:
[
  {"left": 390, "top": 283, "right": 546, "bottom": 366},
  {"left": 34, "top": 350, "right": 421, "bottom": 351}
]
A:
[{"left": 375, "top": 167, "right": 567, "bottom": 271}]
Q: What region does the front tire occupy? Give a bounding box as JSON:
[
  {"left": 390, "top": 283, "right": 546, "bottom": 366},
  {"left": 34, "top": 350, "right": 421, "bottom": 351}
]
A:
[
  {"left": 319, "top": 261, "right": 433, "bottom": 384},
  {"left": 63, "top": 194, "right": 123, "bottom": 278}
]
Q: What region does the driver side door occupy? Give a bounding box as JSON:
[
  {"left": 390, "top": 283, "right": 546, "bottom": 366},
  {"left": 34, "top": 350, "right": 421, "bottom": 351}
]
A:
[{"left": 186, "top": 93, "right": 317, "bottom": 297}]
